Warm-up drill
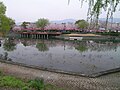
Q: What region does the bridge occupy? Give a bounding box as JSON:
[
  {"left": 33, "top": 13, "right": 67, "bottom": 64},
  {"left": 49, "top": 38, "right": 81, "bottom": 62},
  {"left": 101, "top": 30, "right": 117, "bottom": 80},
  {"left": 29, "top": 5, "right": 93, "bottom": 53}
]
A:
[{"left": 19, "top": 31, "right": 62, "bottom": 39}]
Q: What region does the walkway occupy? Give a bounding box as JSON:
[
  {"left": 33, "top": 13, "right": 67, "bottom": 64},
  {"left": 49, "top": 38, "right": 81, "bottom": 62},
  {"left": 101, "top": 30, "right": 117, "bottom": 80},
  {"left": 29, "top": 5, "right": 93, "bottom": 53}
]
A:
[{"left": 0, "top": 62, "right": 120, "bottom": 90}]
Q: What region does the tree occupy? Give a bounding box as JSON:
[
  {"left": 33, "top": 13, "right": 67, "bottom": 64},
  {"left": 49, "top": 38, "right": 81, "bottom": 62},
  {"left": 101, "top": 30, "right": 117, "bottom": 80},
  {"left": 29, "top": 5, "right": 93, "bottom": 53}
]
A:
[
  {"left": 21, "top": 22, "right": 30, "bottom": 29},
  {"left": 69, "top": 0, "right": 120, "bottom": 28},
  {"left": 75, "top": 20, "right": 89, "bottom": 31},
  {"left": 8, "top": 18, "right": 15, "bottom": 29},
  {"left": 0, "top": 2, "right": 15, "bottom": 36},
  {"left": 0, "top": 14, "right": 11, "bottom": 35},
  {"left": 36, "top": 18, "right": 49, "bottom": 30},
  {"left": 0, "top": 2, "right": 6, "bottom": 14}
]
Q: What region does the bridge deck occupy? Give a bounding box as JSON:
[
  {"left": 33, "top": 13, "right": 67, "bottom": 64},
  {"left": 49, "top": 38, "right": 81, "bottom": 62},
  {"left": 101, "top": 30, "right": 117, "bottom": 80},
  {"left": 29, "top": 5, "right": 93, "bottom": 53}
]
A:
[{"left": 19, "top": 32, "right": 62, "bottom": 35}]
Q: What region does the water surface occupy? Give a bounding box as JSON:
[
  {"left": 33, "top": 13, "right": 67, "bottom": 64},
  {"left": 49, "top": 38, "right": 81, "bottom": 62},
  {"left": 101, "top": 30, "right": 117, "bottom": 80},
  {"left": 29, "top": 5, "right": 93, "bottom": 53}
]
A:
[{"left": 0, "top": 38, "right": 120, "bottom": 76}]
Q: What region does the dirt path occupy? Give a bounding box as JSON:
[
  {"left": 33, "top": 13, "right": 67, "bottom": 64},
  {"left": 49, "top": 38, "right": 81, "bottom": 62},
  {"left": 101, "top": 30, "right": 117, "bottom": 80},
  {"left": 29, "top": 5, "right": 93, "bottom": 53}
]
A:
[
  {"left": 0, "top": 62, "right": 120, "bottom": 90},
  {"left": 63, "top": 33, "right": 101, "bottom": 37}
]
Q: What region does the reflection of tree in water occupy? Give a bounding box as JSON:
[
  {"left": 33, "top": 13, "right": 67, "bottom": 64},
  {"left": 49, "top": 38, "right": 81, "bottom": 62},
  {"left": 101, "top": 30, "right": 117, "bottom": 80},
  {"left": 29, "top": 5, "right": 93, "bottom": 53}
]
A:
[
  {"left": 74, "top": 41, "right": 119, "bottom": 52},
  {"left": 3, "top": 38, "right": 16, "bottom": 51},
  {"left": 75, "top": 42, "right": 88, "bottom": 52},
  {"left": 0, "top": 52, "right": 12, "bottom": 61},
  {"left": 87, "top": 42, "right": 118, "bottom": 52},
  {"left": 48, "top": 40, "right": 59, "bottom": 48},
  {"left": 75, "top": 45, "right": 88, "bottom": 52},
  {"left": 36, "top": 41, "right": 49, "bottom": 52},
  {"left": 21, "top": 41, "right": 28, "bottom": 47},
  {"left": 0, "top": 52, "right": 7, "bottom": 60},
  {"left": 4, "top": 52, "right": 8, "bottom": 60}
]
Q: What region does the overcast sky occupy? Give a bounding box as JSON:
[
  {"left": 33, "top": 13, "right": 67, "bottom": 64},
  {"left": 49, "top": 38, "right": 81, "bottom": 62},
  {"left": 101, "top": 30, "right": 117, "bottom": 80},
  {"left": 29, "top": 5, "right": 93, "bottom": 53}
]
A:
[{"left": 1, "top": 0, "right": 120, "bottom": 22}]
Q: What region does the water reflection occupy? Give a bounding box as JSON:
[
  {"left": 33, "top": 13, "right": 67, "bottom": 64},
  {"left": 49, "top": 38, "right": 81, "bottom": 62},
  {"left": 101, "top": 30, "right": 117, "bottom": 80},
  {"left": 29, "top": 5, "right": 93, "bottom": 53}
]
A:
[
  {"left": 86, "top": 41, "right": 118, "bottom": 52},
  {"left": 0, "top": 40, "right": 1, "bottom": 47},
  {"left": 36, "top": 41, "right": 49, "bottom": 52},
  {"left": 3, "top": 38, "right": 16, "bottom": 52},
  {"left": 0, "top": 38, "right": 120, "bottom": 76},
  {"left": 0, "top": 52, "right": 12, "bottom": 61},
  {"left": 21, "top": 40, "right": 29, "bottom": 47},
  {"left": 7, "top": 39, "right": 118, "bottom": 52},
  {"left": 75, "top": 43, "right": 88, "bottom": 52}
]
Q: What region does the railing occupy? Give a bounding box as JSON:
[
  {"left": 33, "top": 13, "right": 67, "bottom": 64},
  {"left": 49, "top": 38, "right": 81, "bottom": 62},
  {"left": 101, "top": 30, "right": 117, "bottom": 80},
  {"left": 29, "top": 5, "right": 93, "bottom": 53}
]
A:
[{"left": 19, "top": 32, "right": 62, "bottom": 35}]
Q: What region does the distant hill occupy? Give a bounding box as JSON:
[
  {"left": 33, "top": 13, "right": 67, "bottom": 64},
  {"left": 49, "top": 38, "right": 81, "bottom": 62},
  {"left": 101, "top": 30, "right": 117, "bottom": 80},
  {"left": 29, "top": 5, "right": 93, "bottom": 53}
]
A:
[
  {"left": 100, "top": 18, "right": 120, "bottom": 23},
  {"left": 51, "top": 19, "right": 76, "bottom": 24},
  {"left": 16, "top": 19, "right": 76, "bottom": 25}
]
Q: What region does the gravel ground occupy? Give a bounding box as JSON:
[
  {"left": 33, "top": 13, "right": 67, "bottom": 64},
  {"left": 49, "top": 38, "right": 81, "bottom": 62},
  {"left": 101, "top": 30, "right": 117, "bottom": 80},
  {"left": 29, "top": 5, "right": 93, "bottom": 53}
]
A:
[{"left": 0, "top": 62, "right": 120, "bottom": 90}]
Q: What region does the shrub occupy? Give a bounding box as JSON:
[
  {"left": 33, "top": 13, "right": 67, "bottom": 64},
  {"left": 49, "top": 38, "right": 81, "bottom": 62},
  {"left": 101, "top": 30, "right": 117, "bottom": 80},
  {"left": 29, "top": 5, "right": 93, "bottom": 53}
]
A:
[
  {"left": 28, "top": 78, "right": 45, "bottom": 90},
  {"left": 0, "top": 76, "right": 25, "bottom": 88}
]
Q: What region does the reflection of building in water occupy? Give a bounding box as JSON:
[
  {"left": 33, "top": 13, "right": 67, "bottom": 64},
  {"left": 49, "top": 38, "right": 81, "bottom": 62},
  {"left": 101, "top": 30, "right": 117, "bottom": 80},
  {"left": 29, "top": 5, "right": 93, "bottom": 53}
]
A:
[
  {"left": 11, "top": 39, "right": 119, "bottom": 52},
  {"left": 86, "top": 41, "right": 118, "bottom": 52}
]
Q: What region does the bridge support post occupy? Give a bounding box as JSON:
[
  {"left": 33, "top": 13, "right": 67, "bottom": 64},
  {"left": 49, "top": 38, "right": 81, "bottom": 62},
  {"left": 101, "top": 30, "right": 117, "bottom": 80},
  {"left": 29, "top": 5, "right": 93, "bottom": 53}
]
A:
[
  {"left": 34, "top": 34, "right": 35, "bottom": 39},
  {"left": 43, "top": 35, "right": 45, "bottom": 39},
  {"left": 32, "top": 34, "right": 33, "bottom": 39},
  {"left": 20, "top": 34, "right": 22, "bottom": 38},
  {"left": 22, "top": 34, "right": 23, "bottom": 38},
  {"left": 36, "top": 34, "right": 37, "bottom": 39},
  {"left": 47, "top": 34, "right": 48, "bottom": 39},
  {"left": 37, "top": 34, "right": 38, "bottom": 39},
  {"left": 41, "top": 35, "right": 43, "bottom": 39},
  {"left": 26, "top": 34, "right": 28, "bottom": 38},
  {"left": 35, "top": 34, "right": 36, "bottom": 39}
]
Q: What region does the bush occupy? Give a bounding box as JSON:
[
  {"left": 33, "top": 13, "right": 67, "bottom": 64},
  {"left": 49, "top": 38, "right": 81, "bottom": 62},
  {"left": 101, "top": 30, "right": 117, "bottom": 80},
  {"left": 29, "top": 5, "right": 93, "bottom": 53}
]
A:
[
  {"left": 98, "top": 32, "right": 120, "bottom": 36},
  {"left": 0, "top": 72, "right": 64, "bottom": 90},
  {"left": 0, "top": 76, "right": 26, "bottom": 88},
  {"left": 28, "top": 78, "right": 45, "bottom": 90},
  {"left": 22, "top": 86, "right": 29, "bottom": 90},
  {"left": 0, "top": 70, "right": 2, "bottom": 76}
]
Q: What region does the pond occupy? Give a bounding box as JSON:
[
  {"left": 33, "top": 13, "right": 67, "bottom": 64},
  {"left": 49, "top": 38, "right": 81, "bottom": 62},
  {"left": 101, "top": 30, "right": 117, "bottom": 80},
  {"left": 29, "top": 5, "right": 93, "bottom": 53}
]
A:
[{"left": 0, "top": 38, "right": 120, "bottom": 77}]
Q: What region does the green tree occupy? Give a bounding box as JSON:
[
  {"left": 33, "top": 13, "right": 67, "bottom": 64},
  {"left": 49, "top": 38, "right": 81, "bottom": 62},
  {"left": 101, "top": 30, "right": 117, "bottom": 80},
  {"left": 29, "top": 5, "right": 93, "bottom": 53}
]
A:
[
  {"left": 69, "top": 0, "right": 120, "bottom": 28},
  {"left": 0, "top": 2, "right": 15, "bottom": 36},
  {"left": 21, "top": 22, "right": 30, "bottom": 29},
  {"left": 0, "top": 2, "right": 6, "bottom": 14},
  {"left": 0, "top": 15, "right": 11, "bottom": 35},
  {"left": 8, "top": 18, "right": 15, "bottom": 29},
  {"left": 75, "top": 20, "right": 89, "bottom": 31},
  {"left": 36, "top": 18, "right": 49, "bottom": 30}
]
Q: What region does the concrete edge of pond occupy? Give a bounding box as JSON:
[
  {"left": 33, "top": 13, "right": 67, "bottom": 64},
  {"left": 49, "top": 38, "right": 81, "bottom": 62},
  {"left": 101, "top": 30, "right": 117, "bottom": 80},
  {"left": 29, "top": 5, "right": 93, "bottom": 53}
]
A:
[
  {"left": 90, "top": 68, "right": 120, "bottom": 77},
  {"left": 0, "top": 59, "right": 120, "bottom": 78}
]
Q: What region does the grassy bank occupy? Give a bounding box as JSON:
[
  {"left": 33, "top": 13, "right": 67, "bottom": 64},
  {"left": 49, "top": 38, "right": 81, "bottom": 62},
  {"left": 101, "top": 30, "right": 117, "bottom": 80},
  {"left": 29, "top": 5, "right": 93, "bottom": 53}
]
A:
[{"left": 0, "top": 70, "right": 64, "bottom": 90}]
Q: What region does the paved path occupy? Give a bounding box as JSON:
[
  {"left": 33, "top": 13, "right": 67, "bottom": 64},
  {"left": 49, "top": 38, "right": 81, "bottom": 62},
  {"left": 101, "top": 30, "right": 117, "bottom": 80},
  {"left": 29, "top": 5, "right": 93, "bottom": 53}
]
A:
[{"left": 0, "top": 62, "right": 120, "bottom": 90}]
